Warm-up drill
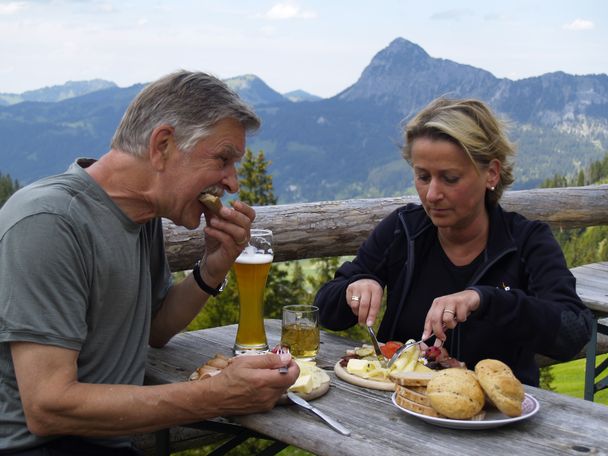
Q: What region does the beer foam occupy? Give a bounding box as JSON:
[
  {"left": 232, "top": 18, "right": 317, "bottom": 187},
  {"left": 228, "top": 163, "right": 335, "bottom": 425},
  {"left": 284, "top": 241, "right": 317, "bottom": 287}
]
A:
[{"left": 236, "top": 252, "right": 273, "bottom": 264}]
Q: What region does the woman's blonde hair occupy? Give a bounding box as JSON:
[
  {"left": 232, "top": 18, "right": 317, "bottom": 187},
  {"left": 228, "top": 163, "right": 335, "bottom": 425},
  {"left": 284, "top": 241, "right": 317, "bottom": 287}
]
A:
[{"left": 402, "top": 98, "right": 515, "bottom": 205}]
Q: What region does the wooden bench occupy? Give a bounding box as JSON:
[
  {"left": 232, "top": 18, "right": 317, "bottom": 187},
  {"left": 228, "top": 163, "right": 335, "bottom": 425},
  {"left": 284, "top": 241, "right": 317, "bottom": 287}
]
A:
[{"left": 570, "top": 261, "right": 608, "bottom": 401}]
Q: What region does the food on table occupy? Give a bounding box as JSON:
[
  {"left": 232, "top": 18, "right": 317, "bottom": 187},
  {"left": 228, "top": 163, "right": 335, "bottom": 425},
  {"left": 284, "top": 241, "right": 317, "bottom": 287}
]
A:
[
  {"left": 198, "top": 193, "right": 223, "bottom": 214},
  {"left": 189, "top": 353, "right": 230, "bottom": 380},
  {"left": 392, "top": 360, "right": 526, "bottom": 420},
  {"left": 426, "top": 368, "right": 486, "bottom": 420},
  {"left": 288, "top": 359, "right": 330, "bottom": 394},
  {"left": 189, "top": 353, "right": 329, "bottom": 397},
  {"left": 380, "top": 341, "right": 403, "bottom": 359},
  {"left": 475, "top": 359, "right": 525, "bottom": 417},
  {"left": 389, "top": 370, "right": 437, "bottom": 387},
  {"left": 339, "top": 340, "right": 463, "bottom": 383}
]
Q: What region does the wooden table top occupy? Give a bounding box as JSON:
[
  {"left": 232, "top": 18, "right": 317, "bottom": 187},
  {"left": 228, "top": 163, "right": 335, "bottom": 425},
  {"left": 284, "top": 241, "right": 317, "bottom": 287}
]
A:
[
  {"left": 572, "top": 261, "right": 608, "bottom": 317},
  {"left": 145, "top": 320, "right": 608, "bottom": 456}
]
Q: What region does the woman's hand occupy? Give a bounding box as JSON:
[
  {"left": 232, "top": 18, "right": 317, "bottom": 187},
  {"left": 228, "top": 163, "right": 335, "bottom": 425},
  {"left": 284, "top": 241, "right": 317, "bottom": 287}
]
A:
[
  {"left": 422, "top": 289, "right": 481, "bottom": 345},
  {"left": 346, "top": 279, "right": 384, "bottom": 326}
]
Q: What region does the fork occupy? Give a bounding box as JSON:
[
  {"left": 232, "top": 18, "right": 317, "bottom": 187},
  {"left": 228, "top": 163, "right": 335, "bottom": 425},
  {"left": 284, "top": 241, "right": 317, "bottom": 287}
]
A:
[
  {"left": 277, "top": 345, "right": 290, "bottom": 374},
  {"left": 386, "top": 328, "right": 446, "bottom": 368}
]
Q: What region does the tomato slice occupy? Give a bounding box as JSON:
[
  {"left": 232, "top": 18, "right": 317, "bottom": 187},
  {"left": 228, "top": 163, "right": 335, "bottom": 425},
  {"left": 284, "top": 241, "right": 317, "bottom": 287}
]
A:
[{"left": 380, "top": 341, "right": 403, "bottom": 359}]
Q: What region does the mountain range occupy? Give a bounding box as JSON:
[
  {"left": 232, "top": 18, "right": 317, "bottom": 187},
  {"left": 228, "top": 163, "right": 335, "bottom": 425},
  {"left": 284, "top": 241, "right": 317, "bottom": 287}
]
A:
[{"left": 1, "top": 37, "right": 607, "bottom": 203}]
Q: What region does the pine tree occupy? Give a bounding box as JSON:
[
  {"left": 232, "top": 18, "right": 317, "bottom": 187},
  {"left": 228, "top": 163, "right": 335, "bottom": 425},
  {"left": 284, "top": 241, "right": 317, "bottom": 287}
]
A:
[{"left": 0, "top": 172, "right": 21, "bottom": 207}]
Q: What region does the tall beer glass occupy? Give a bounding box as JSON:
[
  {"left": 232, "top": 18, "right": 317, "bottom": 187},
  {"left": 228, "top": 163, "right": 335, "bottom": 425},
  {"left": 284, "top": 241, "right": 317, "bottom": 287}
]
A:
[{"left": 233, "top": 229, "right": 273, "bottom": 354}]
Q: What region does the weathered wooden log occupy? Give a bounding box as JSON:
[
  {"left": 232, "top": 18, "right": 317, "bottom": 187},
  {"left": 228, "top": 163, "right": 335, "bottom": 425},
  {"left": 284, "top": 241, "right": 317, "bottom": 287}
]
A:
[{"left": 163, "top": 185, "right": 608, "bottom": 270}]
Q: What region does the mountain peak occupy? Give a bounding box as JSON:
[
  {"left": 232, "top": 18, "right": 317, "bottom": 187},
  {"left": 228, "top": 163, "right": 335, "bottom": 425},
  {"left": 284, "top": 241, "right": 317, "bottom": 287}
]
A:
[
  {"left": 384, "top": 37, "right": 430, "bottom": 61},
  {"left": 224, "top": 74, "right": 288, "bottom": 107},
  {"left": 337, "top": 37, "right": 497, "bottom": 113}
]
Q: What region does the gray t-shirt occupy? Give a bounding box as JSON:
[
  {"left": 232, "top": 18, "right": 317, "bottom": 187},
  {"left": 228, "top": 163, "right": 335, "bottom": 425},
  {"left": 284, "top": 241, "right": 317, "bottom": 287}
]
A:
[{"left": 0, "top": 160, "right": 172, "bottom": 451}]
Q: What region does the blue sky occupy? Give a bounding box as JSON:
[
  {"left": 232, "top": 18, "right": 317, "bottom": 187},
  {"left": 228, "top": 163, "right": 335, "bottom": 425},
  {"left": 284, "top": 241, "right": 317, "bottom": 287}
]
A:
[{"left": 0, "top": 0, "right": 605, "bottom": 98}]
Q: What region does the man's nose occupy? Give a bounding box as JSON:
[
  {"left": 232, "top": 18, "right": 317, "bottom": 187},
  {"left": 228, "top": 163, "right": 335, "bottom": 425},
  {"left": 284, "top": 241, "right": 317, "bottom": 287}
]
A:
[{"left": 222, "top": 165, "right": 239, "bottom": 194}]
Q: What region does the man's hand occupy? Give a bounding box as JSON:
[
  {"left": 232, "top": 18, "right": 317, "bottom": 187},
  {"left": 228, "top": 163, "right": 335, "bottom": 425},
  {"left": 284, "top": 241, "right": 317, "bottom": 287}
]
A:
[
  {"left": 201, "top": 200, "right": 255, "bottom": 287},
  {"left": 205, "top": 352, "right": 300, "bottom": 415}
]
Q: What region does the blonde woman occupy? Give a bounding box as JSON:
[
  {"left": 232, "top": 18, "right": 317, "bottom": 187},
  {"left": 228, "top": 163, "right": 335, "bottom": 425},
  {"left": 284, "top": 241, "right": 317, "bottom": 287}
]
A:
[{"left": 315, "top": 98, "right": 593, "bottom": 386}]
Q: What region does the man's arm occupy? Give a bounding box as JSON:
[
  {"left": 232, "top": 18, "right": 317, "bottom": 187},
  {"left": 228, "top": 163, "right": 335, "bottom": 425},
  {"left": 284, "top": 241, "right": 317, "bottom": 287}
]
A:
[{"left": 12, "top": 342, "right": 298, "bottom": 437}]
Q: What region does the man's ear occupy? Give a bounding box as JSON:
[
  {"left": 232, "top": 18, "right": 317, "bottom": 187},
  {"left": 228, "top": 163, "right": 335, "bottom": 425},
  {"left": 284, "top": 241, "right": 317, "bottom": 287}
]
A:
[{"left": 148, "top": 125, "right": 175, "bottom": 171}]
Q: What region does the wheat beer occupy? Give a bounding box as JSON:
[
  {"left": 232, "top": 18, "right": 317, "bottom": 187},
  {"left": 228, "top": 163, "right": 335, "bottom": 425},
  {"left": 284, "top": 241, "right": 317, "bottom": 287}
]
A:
[{"left": 233, "top": 229, "right": 273, "bottom": 354}]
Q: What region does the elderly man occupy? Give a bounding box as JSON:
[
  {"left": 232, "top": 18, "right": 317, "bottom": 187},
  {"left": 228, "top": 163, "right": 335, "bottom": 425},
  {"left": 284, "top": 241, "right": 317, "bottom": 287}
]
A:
[{"left": 0, "top": 71, "right": 298, "bottom": 455}]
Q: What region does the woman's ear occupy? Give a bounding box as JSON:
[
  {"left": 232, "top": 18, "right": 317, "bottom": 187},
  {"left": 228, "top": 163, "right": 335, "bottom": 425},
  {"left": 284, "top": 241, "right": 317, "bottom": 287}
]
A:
[
  {"left": 487, "top": 158, "right": 501, "bottom": 189},
  {"left": 148, "top": 125, "right": 175, "bottom": 171}
]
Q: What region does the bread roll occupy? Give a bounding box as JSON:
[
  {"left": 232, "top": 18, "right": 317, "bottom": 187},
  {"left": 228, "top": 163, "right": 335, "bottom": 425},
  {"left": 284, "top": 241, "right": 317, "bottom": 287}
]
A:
[
  {"left": 475, "top": 359, "right": 524, "bottom": 417},
  {"left": 426, "top": 368, "right": 485, "bottom": 419}
]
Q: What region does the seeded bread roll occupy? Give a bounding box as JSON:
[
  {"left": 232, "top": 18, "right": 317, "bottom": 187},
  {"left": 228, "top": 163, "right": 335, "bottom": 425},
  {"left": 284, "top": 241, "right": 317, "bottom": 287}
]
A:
[
  {"left": 475, "top": 359, "right": 525, "bottom": 417},
  {"left": 426, "top": 368, "right": 485, "bottom": 419},
  {"left": 198, "top": 193, "right": 223, "bottom": 214}
]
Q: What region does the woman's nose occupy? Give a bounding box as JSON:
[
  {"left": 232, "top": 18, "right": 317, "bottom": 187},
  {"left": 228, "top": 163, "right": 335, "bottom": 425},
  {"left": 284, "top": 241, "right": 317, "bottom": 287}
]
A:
[{"left": 426, "top": 179, "right": 442, "bottom": 202}]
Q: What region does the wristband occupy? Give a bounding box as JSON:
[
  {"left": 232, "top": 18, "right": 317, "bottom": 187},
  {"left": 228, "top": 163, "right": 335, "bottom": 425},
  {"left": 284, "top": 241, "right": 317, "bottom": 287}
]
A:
[{"left": 193, "top": 260, "right": 227, "bottom": 296}]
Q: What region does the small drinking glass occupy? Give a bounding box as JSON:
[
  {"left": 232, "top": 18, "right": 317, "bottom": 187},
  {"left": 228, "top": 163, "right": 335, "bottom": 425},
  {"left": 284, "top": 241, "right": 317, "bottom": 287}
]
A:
[{"left": 281, "top": 305, "right": 320, "bottom": 361}]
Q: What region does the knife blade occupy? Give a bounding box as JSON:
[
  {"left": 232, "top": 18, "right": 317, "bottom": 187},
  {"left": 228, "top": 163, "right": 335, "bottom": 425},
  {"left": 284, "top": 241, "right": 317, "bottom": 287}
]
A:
[
  {"left": 366, "top": 325, "right": 387, "bottom": 367},
  {"left": 286, "top": 391, "right": 351, "bottom": 436}
]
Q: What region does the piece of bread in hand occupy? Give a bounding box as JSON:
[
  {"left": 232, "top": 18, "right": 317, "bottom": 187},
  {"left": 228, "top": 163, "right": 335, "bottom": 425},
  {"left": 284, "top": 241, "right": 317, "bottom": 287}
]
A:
[
  {"left": 475, "top": 359, "right": 525, "bottom": 417},
  {"left": 426, "top": 368, "right": 485, "bottom": 420},
  {"left": 389, "top": 370, "right": 437, "bottom": 387},
  {"left": 198, "top": 193, "right": 223, "bottom": 214}
]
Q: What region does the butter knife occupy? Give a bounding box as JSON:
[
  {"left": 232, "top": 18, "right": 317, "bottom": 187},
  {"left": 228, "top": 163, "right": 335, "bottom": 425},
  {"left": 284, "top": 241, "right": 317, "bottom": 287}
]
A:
[
  {"left": 286, "top": 391, "right": 351, "bottom": 436},
  {"left": 366, "top": 325, "right": 387, "bottom": 368}
]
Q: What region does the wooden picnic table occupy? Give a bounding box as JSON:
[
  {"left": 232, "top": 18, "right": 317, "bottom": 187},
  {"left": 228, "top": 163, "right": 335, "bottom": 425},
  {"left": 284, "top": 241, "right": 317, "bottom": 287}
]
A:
[
  {"left": 145, "top": 320, "right": 608, "bottom": 456},
  {"left": 570, "top": 261, "right": 608, "bottom": 400}
]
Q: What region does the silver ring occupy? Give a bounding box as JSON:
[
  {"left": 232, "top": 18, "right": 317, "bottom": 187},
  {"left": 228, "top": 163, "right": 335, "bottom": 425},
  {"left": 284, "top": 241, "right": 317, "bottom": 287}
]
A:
[
  {"left": 351, "top": 295, "right": 361, "bottom": 302},
  {"left": 443, "top": 309, "right": 456, "bottom": 316}
]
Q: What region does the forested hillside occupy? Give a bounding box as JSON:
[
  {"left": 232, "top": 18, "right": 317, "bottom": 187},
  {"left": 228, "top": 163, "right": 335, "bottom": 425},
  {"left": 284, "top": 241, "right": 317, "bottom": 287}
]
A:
[{"left": 541, "top": 153, "right": 608, "bottom": 267}]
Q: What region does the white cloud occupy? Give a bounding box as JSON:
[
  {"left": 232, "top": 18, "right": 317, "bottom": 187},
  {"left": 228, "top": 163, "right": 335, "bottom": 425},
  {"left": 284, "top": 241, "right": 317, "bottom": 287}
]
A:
[
  {"left": 563, "top": 18, "right": 594, "bottom": 31},
  {"left": 263, "top": 1, "right": 316, "bottom": 20},
  {"left": 0, "top": 1, "right": 27, "bottom": 15}
]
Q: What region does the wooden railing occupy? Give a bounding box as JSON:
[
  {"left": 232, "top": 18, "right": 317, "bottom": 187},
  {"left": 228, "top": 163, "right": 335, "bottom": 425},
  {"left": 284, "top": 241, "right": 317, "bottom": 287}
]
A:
[
  {"left": 162, "top": 185, "right": 608, "bottom": 368},
  {"left": 163, "top": 185, "right": 608, "bottom": 271}
]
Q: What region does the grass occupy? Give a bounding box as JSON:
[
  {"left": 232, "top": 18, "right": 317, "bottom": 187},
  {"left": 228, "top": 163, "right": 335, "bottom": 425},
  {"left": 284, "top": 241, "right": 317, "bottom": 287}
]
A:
[{"left": 548, "top": 353, "right": 608, "bottom": 404}]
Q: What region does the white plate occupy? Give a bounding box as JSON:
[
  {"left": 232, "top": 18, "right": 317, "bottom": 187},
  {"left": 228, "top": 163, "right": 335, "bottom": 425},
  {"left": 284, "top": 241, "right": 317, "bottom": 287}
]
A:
[{"left": 391, "top": 392, "right": 540, "bottom": 430}]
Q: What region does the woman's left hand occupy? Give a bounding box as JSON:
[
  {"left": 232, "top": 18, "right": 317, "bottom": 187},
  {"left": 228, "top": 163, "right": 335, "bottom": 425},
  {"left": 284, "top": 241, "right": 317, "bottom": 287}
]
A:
[{"left": 421, "top": 289, "right": 481, "bottom": 345}]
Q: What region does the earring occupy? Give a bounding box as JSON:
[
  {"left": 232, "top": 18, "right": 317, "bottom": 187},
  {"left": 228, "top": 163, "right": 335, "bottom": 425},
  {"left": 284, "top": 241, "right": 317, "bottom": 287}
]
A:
[{"left": 489, "top": 186, "right": 495, "bottom": 191}]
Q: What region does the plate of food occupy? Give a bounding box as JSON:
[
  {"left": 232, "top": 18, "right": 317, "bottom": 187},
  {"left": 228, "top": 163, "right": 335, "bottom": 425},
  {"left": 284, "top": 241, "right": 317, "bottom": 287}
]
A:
[
  {"left": 334, "top": 341, "right": 463, "bottom": 391},
  {"left": 390, "top": 359, "right": 540, "bottom": 429},
  {"left": 392, "top": 392, "right": 539, "bottom": 430},
  {"left": 189, "top": 353, "right": 330, "bottom": 403}
]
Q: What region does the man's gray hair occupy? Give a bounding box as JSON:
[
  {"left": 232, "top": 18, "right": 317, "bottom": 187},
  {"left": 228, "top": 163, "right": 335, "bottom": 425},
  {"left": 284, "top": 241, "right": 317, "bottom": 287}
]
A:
[{"left": 111, "top": 70, "right": 261, "bottom": 156}]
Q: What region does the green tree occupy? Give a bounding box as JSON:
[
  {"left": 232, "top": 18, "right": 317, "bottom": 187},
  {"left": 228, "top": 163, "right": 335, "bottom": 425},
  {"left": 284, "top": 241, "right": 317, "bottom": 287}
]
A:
[
  {"left": 576, "top": 169, "right": 585, "bottom": 187},
  {"left": 238, "top": 149, "right": 277, "bottom": 205},
  {"left": 0, "top": 172, "right": 20, "bottom": 207}
]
